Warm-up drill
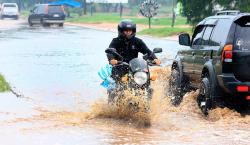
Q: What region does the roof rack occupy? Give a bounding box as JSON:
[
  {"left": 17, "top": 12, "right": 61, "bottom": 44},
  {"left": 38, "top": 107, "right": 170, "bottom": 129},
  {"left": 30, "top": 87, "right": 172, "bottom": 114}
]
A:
[{"left": 216, "top": 10, "right": 240, "bottom": 16}]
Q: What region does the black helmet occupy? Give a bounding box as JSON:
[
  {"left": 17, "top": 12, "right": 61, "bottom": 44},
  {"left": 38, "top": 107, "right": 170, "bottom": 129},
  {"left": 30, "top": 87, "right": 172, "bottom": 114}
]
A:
[{"left": 118, "top": 19, "right": 136, "bottom": 39}]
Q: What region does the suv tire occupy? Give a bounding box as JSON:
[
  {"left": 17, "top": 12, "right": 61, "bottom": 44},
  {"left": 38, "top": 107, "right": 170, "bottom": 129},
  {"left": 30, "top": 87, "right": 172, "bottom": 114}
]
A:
[
  {"left": 169, "top": 69, "right": 183, "bottom": 106},
  {"left": 197, "top": 77, "right": 214, "bottom": 115},
  {"left": 58, "top": 23, "right": 64, "bottom": 27},
  {"left": 41, "top": 19, "right": 49, "bottom": 27}
]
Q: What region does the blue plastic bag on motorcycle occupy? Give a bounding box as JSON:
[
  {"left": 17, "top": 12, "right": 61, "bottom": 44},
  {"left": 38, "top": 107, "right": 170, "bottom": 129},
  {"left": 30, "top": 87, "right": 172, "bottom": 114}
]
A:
[{"left": 98, "top": 64, "right": 116, "bottom": 90}]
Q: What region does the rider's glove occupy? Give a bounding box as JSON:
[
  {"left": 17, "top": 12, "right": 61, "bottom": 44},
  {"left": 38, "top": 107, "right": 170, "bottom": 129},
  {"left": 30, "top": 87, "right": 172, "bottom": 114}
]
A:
[
  {"left": 110, "top": 59, "right": 118, "bottom": 65},
  {"left": 154, "top": 59, "right": 161, "bottom": 65}
]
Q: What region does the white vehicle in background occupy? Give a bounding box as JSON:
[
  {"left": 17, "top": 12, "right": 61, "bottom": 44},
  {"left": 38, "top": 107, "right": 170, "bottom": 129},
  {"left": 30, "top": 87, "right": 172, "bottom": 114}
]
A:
[{"left": 1, "top": 3, "right": 19, "bottom": 20}]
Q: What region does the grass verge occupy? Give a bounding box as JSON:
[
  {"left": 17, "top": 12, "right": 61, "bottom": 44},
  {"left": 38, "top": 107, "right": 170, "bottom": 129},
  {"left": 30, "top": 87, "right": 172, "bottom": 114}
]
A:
[
  {"left": 138, "top": 27, "right": 192, "bottom": 37},
  {"left": 0, "top": 74, "right": 10, "bottom": 92},
  {"left": 66, "top": 13, "right": 192, "bottom": 37},
  {"left": 66, "top": 13, "right": 188, "bottom": 26},
  {"left": 20, "top": 10, "right": 29, "bottom": 18}
]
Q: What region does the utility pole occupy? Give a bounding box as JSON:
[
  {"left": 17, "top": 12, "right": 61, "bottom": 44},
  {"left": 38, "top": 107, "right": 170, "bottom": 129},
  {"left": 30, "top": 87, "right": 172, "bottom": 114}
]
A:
[
  {"left": 80, "top": 0, "right": 87, "bottom": 15},
  {"left": 84, "top": 0, "right": 87, "bottom": 15},
  {"left": 238, "top": 0, "right": 241, "bottom": 11}
]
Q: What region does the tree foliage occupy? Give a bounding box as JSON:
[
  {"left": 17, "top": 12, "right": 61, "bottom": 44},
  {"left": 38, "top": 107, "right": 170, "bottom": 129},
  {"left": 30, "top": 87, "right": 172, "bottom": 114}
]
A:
[{"left": 178, "top": 0, "right": 250, "bottom": 25}]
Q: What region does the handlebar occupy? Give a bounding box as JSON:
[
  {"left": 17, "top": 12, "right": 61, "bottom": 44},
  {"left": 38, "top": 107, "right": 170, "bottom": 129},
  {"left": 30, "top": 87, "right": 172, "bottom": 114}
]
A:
[
  {"left": 113, "top": 60, "right": 159, "bottom": 67},
  {"left": 113, "top": 61, "right": 129, "bottom": 67},
  {"left": 147, "top": 60, "right": 160, "bottom": 66}
]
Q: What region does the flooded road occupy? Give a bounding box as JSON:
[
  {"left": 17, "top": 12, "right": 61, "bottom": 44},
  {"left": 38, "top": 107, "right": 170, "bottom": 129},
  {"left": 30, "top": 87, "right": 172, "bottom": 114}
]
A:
[{"left": 0, "top": 22, "right": 249, "bottom": 145}]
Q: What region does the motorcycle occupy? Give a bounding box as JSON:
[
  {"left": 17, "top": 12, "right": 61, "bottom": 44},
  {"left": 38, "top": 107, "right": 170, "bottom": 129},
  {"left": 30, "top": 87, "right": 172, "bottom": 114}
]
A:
[{"left": 104, "top": 47, "right": 162, "bottom": 111}]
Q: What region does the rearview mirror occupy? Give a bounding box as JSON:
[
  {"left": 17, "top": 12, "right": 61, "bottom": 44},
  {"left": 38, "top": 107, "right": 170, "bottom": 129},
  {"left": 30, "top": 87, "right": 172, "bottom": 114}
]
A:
[
  {"left": 105, "top": 48, "right": 124, "bottom": 61},
  {"left": 30, "top": 9, "right": 33, "bottom": 13},
  {"left": 105, "top": 48, "right": 117, "bottom": 54},
  {"left": 179, "top": 33, "right": 191, "bottom": 46},
  {"left": 153, "top": 48, "right": 162, "bottom": 53}
]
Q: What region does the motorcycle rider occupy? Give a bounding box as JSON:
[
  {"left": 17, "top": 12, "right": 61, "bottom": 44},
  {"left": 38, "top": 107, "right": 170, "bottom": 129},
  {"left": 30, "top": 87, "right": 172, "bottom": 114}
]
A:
[{"left": 107, "top": 19, "right": 161, "bottom": 81}]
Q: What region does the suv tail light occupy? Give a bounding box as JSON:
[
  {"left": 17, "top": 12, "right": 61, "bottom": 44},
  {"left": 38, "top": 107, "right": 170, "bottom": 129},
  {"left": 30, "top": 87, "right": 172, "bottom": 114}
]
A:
[
  {"left": 61, "top": 6, "right": 64, "bottom": 12},
  {"left": 221, "top": 44, "right": 233, "bottom": 63},
  {"left": 237, "top": 85, "right": 249, "bottom": 92},
  {"left": 45, "top": 5, "right": 48, "bottom": 14}
]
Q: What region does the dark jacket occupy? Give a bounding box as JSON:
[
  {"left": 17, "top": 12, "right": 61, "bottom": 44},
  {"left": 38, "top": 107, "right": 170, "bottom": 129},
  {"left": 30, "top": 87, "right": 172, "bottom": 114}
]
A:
[{"left": 107, "top": 36, "right": 157, "bottom": 63}]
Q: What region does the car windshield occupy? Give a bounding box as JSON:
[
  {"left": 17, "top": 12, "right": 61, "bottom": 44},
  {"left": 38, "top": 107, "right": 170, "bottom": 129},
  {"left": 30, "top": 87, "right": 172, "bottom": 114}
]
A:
[
  {"left": 234, "top": 16, "right": 250, "bottom": 51},
  {"left": 48, "top": 5, "right": 63, "bottom": 14}
]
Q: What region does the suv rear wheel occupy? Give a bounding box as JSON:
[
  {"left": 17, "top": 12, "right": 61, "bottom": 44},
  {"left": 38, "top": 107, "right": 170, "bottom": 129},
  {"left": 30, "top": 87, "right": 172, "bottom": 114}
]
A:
[
  {"left": 42, "top": 22, "right": 49, "bottom": 27},
  {"left": 169, "top": 69, "right": 184, "bottom": 106},
  {"left": 28, "top": 19, "right": 33, "bottom": 26},
  {"left": 41, "top": 19, "right": 50, "bottom": 27},
  {"left": 58, "top": 23, "right": 64, "bottom": 27},
  {"left": 197, "top": 77, "right": 214, "bottom": 115}
]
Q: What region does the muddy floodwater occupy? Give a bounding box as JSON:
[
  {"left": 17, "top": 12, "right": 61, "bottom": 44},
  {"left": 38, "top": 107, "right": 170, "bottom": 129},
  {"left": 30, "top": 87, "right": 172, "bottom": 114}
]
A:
[{"left": 0, "top": 22, "right": 249, "bottom": 145}]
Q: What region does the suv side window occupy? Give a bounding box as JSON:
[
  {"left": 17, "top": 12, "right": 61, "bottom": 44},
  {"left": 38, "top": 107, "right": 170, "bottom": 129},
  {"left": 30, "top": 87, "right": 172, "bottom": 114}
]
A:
[
  {"left": 37, "top": 5, "right": 45, "bottom": 14},
  {"left": 202, "top": 26, "right": 214, "bottom": 45},
  {"left": 192, "top": 25, "right": 206, "bottom": 46},
  {"left": 33, "top": 7, "right": 38, "bottom": 14},
  {"left": 210, "top": 19, "right": 231, "bottom": 46}
]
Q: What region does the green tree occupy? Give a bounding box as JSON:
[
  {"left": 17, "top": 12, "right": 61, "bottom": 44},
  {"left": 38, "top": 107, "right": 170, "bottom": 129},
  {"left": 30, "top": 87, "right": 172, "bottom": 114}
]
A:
[
  {"left": 179, "top": 0, "right": 250, "bottom": 25},
  {"left": 178, "top": 0, "right": 214, "bottom": 25}
]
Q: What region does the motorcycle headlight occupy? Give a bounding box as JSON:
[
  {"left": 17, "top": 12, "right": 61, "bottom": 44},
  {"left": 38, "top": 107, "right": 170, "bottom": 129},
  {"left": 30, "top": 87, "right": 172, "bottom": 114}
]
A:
[{"left": 134, "top": 72, "right": 148, "bottom": 86}]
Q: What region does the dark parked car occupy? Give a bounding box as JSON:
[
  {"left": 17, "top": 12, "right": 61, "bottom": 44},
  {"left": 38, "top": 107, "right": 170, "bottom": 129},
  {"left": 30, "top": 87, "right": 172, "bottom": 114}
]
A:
[
  {"left": 169, "top": 10, "right": 250, "bottom": 115},
  {"left": 28, "top": 4, "right": 65, "bottom": 27}
]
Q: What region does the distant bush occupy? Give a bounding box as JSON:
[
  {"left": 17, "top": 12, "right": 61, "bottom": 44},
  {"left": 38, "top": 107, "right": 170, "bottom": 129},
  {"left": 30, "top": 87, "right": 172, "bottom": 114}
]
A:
[{"left": 0, "top": 74, "right": 10, "bottom": 92}]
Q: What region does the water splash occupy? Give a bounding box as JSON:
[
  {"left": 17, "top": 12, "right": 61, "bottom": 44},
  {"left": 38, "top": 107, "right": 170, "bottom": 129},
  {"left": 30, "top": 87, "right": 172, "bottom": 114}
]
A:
[
  {"left": 89, "top": 94, "right": 151, "bottom": 127},
  {"left": 4, "top": 66, "right": 250, "bottom": 135},
  {"left": 84, "top": 66, "right": 172, "bottom": 127}
]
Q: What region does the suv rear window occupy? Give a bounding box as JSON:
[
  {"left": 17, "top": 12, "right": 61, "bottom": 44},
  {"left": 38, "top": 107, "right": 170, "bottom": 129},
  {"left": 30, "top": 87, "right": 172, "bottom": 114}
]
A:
[
  {"left": 48, "top": 5, "right": 63, "bottom": 14},
  {"left": 3, "top": 4, "right": 16, "bottom": 7},
  {"left": 234, "top": 16, "right": 250, "bottom": 51},
  {"left": 210, "top": 19, "right": 231, "bottom": 46}
]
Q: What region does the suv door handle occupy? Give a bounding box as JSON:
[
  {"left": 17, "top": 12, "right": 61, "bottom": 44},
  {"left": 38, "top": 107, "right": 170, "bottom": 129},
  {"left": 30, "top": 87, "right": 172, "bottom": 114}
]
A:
[{"left": 192, "top": 52, "right": 196, "bottom": 56}]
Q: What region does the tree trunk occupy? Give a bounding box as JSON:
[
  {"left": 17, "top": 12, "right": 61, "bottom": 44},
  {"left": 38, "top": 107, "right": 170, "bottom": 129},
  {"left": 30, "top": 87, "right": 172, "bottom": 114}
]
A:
[
  {"left": 114, "top": 3, "right": 119, "bottom": 12},
  {"left": 171, "top": 0, "right": 176, "bottom": 27},
  {"left": 90, "top": 2, "right": 94, "bottom": 16},
  {"left": 119, "top": 3, "right": 123, "bottom": 18},
  {"left": 171, "top": 11, "right": 176, "bottom": 27},
  {"left": 149, "top": 17, "right": 151, "bottom": 29},
  {"left": 16, "top": 0, "right": 21, "bottom": 11},
  {"left": 106, "top": 3, "right": 112, "bottom": 12}
]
